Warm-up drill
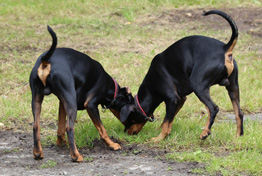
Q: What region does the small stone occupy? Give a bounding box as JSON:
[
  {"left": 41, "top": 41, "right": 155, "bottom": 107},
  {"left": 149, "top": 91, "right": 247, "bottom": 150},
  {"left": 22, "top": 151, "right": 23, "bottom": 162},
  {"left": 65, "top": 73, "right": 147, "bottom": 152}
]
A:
[{"left": 185, "top": 13, "right": 192, "bottom": 17}]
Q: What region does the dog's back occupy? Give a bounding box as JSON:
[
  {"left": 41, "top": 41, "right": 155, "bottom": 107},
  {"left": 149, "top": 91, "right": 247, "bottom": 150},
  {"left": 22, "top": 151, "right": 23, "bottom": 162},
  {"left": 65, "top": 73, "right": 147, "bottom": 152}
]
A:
[{"left": 30, "top": 47, "right": 111, "bottom": 110}]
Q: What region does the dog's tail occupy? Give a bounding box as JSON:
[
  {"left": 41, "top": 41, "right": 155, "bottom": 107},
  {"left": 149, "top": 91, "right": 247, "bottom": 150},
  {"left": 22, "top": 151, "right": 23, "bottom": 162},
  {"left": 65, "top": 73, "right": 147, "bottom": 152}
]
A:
[
  {"left": 203, "top": 10, "right": 238, "bottom": 52},
  {"left": 40, "top": 25, "right": 57, "bottom": 62},
  {"left": 37, "top": 25, "right": 57, "bottom": 86}
]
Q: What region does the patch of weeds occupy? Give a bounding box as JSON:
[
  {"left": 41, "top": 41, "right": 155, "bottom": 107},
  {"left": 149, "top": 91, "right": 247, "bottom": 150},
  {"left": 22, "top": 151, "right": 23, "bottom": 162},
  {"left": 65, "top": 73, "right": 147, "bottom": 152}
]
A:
[
  {"left": 121, "top": 8, "right": 135, "bottom": 22},
  {"left": 74, "top": 121, "right": 100, "bottom": 148},
  {"left": 122, "top": 152, "right": 128, "bottom": 156},
  {"left": 132, "top": 149, "right": 142, "bottom": 155},
  {"left": 166, "top": 150, "right": 213, "bottom": 163},
  {"left": 42, "top": 135, "right": 57, "bottom": 146},
  {"left": 84, "top": 156, "right": 94, "bottom": 162},
  {"left": 167, "top": 166, "right": 173, "bottom": 171},
  {"left": 190, "top": 167, "right": 206, "bottom": 175},
  {"left": 40, "top": 160, "right": 57, "bottom": 168},
  {"left": 4, "top": 147, "right": 19, "bottom": 153}
]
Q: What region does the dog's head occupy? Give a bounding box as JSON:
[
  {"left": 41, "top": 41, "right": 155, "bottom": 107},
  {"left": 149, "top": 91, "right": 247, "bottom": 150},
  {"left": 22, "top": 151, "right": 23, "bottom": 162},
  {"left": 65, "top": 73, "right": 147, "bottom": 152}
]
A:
[
  {"left": 108, "top": 87, "right": 149, "bottom": 135},
  {"left": 118, "top": 102, "right": 150, "bottom": 135},
  {"left": 109, "top": 86, "right": 134, "bottom": 111}
]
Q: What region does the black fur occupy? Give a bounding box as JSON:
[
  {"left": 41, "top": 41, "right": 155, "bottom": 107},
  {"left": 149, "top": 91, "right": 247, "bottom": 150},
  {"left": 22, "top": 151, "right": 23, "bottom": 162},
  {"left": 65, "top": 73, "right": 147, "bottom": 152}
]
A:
[
  {"left": 30, "top": 26, "right": 133, "bottom": 161},
  {"left": 120, "top": 10, "right": 243, "bottom": 140}
]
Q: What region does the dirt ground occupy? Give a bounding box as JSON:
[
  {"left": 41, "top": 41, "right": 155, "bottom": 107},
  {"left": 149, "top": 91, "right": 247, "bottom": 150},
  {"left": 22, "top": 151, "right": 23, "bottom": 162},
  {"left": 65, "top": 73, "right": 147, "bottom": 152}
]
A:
[
  {"left": 0, "top": 7, "right": 261, "bottom": 176},
  {"left": 0, "top": 130, "right": 204, "bottom": 176},
  {"left": 1, "top": 114, "right": 262, "bottom": 176}
]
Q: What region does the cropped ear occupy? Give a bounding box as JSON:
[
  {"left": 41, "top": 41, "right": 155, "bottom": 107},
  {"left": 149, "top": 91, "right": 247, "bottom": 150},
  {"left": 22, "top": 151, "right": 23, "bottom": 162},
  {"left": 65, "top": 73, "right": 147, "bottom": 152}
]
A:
[
  {"left": 120, "top": 86, "right": 131, "bottom": 94},
  {"left": 125, "top": 86, "right": 131, "bottom": 94},
  {"left": 120, "top": 104, "right": 135, "bottom": 123}
]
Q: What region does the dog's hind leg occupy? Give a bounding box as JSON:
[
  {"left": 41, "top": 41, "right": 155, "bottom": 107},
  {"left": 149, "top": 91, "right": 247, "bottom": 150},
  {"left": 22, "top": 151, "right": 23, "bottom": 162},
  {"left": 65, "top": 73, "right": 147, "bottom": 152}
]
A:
[
  {"left": 226, "top": 61, "right": 244, "bottom": 137},
  {"left": 193, "top": 87, "right": 219, "bottom": 140},
  {"left": 50, "top": 72, "right": 83, "bottom": 162},
  {"left": 60, "top": 98, "right": 83, "bottom": 162},
  {"left": 31, "top": 89, "right": 44, "bottom": 160},
  {"left": 56, "top": 101, "right": 67, "bottom": 146},
  {"left": 190, "top": 65, "right": 223, "bottom": 140},
  {"left": 85, "top": 99, "right": 121, "bottom": 150},
  {"left": 151, "top": 96, "right": 186, "bottom": 143}
]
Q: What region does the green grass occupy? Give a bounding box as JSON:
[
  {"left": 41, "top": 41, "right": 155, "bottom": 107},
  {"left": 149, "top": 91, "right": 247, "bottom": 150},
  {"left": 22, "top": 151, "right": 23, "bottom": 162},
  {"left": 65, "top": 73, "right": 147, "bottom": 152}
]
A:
[
  {"left": 0, "top": 0, "right": 261, "bottom": 175},
  {"left": 40, "top": 160, "right": 57, "bottom": 168}
]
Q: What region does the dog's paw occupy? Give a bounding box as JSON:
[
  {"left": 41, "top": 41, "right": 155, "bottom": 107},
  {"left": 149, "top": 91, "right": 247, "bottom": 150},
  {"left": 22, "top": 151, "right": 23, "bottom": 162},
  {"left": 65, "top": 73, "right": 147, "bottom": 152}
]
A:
[
  {"left": 150, "top": 136, "right": 163, "bottom": 143},
  {"left": 56, "top": 136, "right": 68, "bottom": 146},
  {"left": 150, "top": 132, "right": 167, "bottom": 143},
  {"left": 109, "top": 143, "right": 121, "bottom": 151},
  {"left": 200, "top": 130, "right": 211, "bottom": 140},
  {"left": 72, "top": 154, "right": 83, "bottom": 162},
  {"left": 33, "top": 150, "right": 44, "bottom": 160}
]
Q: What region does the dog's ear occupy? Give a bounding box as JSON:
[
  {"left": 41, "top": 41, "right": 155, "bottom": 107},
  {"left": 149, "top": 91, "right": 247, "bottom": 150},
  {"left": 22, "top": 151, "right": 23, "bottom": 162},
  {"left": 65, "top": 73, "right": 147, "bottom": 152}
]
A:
[
  {"left": 125, "top": 86, "right": 131, "bottom": 94},
  {"left": 120, "top": 86, "right": 133, "bottom": 101},
  {"left": 120, "top": 104, "right": 135, "bottom": 123},
  {"left": 120, "top": 86, "right": 131, "bottom": 94}
]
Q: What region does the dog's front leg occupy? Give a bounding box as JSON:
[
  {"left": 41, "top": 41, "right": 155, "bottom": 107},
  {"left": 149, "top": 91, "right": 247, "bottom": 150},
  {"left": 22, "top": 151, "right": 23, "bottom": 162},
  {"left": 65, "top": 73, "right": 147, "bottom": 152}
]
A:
[
  {"left": 151, "top": 97, "right": 186, "bottom": 142},
  {"left": 86, "top": 104, "right": 121, "bottom": 150}
]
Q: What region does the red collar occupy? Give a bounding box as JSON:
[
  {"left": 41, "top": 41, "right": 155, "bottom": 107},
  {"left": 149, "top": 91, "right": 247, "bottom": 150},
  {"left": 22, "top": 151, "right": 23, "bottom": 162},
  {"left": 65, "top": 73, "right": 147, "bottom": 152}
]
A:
[
  {"left": 102, "top": 78, "right": 119, "bottom": 111},
  {"left": 134, "top": 95, "right": 155, "bottom": 122}
]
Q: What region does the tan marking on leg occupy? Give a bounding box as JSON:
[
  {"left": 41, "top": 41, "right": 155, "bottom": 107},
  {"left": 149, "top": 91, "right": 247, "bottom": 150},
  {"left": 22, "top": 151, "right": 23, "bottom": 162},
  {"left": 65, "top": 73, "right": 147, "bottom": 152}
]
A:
[
  {"left": 151, "top": 121, "right": 172, "bottom": 142},
  {"left": 232, "top": 100, "right": 242, "bottom": 137},
  {"left": 86, "top": 109, "right": 121, "bottom": 150},
  {"left": 151, "top": 97, "right": 187, "bottom": 142},
  {"left": 66, "top": 126, "right": 83, "bottom": 162},
  {"left": 37, "top": 62, "right": 51, "bottom": 86},
  {"left": 96, "top": 123, "right": 121, "bottom": 150},
  {"left": 57, "top": 101, "right": 67, "bottom": 146},
  {"left": 33, "top": 97, "right": 44, "bottom": 159},
  {"left": 200, "top": 106, "right": 211, "bottom": 140}
]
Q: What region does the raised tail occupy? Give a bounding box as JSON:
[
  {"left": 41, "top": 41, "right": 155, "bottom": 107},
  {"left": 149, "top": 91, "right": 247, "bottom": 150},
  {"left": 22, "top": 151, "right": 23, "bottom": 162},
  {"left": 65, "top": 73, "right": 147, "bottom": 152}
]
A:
[
  {"left": 41, "top": 25, "right": 57, "bottom": 62},
  {"left": 203, "top": 10, "right": 238, "bottom": 52},
  {"left": 37, "top": 25, "right": 57, "bottom": 86}
]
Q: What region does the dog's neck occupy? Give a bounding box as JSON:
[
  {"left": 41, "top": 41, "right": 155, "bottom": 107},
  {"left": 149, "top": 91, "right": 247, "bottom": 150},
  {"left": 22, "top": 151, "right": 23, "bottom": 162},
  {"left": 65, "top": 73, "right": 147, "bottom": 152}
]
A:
[
  {"left": 103, "top": 78, "right": 120, "bottom": 108},
  {"left": 137, "top": 83, "right": 161, "bottom": 117}
]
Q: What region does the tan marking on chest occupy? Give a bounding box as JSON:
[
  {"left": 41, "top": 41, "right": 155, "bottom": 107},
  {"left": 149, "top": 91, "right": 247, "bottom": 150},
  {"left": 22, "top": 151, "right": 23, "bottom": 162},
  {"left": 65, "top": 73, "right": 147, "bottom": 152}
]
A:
[{"left": 37, "top": 62, "right": 51, "bottom": 86}]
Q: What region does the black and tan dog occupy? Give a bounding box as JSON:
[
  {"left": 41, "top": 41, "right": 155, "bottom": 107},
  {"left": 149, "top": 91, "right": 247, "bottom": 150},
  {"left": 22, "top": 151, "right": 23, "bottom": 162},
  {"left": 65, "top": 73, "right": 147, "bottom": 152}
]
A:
[
  {"left": 30, "top": 26, "right": 133, "bottom": 162},
  {"left": 120, "top": 10, "right": 244, "bottom": 142}
]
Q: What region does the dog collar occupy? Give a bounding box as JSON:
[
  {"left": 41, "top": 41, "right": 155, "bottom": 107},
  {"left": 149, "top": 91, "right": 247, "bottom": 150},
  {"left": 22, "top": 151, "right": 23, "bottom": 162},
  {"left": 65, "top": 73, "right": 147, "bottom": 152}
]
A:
[{"left": 134, "top": 95, "right": 155, "bottom": 122}]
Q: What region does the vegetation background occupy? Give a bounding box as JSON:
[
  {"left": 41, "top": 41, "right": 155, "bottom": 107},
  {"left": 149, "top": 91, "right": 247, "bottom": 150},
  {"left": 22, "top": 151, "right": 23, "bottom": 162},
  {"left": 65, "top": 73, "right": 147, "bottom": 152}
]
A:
[{"left": 0, "top": 0, "right": 261, "bottom": 175}]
